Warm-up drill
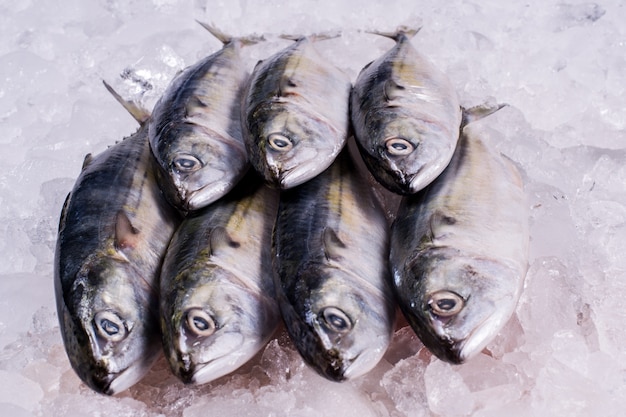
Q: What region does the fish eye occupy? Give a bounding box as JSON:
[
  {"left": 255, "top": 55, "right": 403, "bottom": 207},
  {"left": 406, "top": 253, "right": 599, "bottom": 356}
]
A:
[
  {"left": 321, "top": 307, "right": 352, "bottom": 334},
  {"left": 428, "top": 291, "right": 465, "bottom": 317},
  {"left": 172, "top": 154, "right": 202, "bottom": 173},
  {"left": 267, "top": 133, "right": 293, "bottom": 152},
  {"left": 384, "top": 137, "right": 414, "bottom": 156},
  {"left": 94, "top": 311, "right": 127, "bottom": 342},
  {"left": 185, "top": 308, "right": 216, "bottom": 337}
]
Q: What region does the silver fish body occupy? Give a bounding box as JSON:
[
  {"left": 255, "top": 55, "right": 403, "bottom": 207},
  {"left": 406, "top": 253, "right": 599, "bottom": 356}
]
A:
[
  {"left": 160, "top": 172, "right": 280, "bottom": 385},
  {"left": 149, "top": 29, "right": 251, "bottom": 212},
  {"left": 272, "top": 147, "right": 395, "bottom": 381},
  {"left": 241, "top": 36, "right": 351, "bottom": 188},
  {"left": 389, "top": 116, "right": 529, "bottom": 364},
  {"left": 54, "top": 123, "right": 181, "bottom": 395},
  {"left": 350, "top": 28, "right": 462, "bottom": 195}
]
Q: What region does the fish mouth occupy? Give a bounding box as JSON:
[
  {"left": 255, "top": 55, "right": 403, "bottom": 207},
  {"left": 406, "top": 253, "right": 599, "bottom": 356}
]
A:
[
  {"left": 262, "top": 163, "right": 310, "bottom": 189},
  {"left": 184, "top": 355, "right": 237, "bottom": 385},
  {"left": 83, "top": 364, "right": 134, "bottom": 396},
  {"left": 182, "top": 164, "right": 250, "bottom": 211},
  {"left": 277, "top": 164, "right": 327, "bottom": 189},
  {"left": 406, "top": 162, "right": 448, "bottom": 193},
  {"left": 176, "top": 350, "right": 250, "bottom": 385},
  {"left": 313, "top": 348, "right": 350, "bottom": 382},
  {"left": 105, "top": 365, "right": 147, "bottom": 395},
  {"left": 261, "top": 163, "right": 285, "bottom": 188},
  {"left": 174, "top": 335, "right": 255, "bottom": 385},
  {"left": 341, "top": 349, "right": 383, "bottom": 380},
  {"left": 454, "top": 311, "right": 511, "bottom": 363},
  {"left": 427, "top": 314, "right": 497, "bottom": 364},
  {"left": 184, "top": 181, "right": 233, "bottom": 211}
]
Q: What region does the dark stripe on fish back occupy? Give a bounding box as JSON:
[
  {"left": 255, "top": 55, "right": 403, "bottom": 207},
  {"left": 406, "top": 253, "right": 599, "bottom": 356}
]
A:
[
  {"left": 274, "top": 151, "right": 349, "bottom": 295},
  {"left": 57, "top": 129, "right": 149, "bottom": 296}
]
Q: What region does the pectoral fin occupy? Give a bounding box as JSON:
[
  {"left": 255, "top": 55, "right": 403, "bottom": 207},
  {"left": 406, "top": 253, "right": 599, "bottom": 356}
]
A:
[
  {"left": 429, "top": 210, "right": 457, "bottom": 241},
  {"left": 209, "top": 226, "right": 240, "bottom": 256},
  {"left": 115, "top": 210, "right": 140, "bottom": 251},
  {"left": 322, "top": 227, "right": 346, "bottom": 261},
  {"left": 278, "top": 76, "right": 298, "bottom": 96},
  {"left": 384, "top": 79, "right": 406, "bottom": 102},
  {"left": 461, "top": 102, "right": 508, "bottom": 127}
]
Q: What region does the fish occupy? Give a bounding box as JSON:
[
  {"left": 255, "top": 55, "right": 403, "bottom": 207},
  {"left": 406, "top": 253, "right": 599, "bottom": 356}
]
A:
[
  {"left": 54, "top": 82, "right": 181, "bottom": 395},
  {"left": 241, "top": 34, "right": 351, "bottom": 189},
  {"left": 350, "top": 26, "right": 463, "bottom": 195},
  {"left": 149, "top": 22, "right": 261, "bottom": 212},
  {"left": 159, "top": 171, "right": 280, "bottom": 385},
  {"left": 388, "top": 104, "right": 529, "bottom": 364},
  {"left": 272, "top": 144, "right": 396, "bottom": 381}
]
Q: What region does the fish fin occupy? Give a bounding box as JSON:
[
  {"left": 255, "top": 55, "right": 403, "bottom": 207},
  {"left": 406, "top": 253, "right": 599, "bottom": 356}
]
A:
[
  {"left": 185, "top": 96, "right": 210, "bottom": 117},
  {"left": 58, "top": 192, "right": 71, "bottom": 233},
  {"left": 278, "top": 76, "right": 298, "bottom": 96},
  {"left": 429, "top": 210, "right": 457, "bottom": 240},
  {"left": 384, "top": 79, "right": 407, "bottom": 101},
  {"left": 196, "top": 20, "right": 264, "bottom": 45},
  {"left": 102, "top": 80, "right": 151, "bottom": 124},
  {"left": 360, "top": 60, "right": 373, "bottom": 73},
  {"left": 279, "top": 31, "right": 341, "bottom": 42},
  {"left": 322, "top": 227, "right": 346, "bottom": 261},
  {"left": 209, "top": 226, "right": 240, "bottom": 256},
  {"left": 366, "top": 25, "right": 422, "bottom": 42},
  {"left": 114, "top": 210, "right": 140, "bottom": 251},
  {"left": 499, "top": 153, "right": 525, "bottom": 188},
  {"left": 461, "top": 102, "right": 508, "bottom": 127},
  {"left": 81, "top": 153, "right": 93, "bottom": 171}
]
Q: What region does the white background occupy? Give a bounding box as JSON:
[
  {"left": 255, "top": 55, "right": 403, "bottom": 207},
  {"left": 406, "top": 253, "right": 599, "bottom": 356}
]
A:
[{"left": 1, "top": 0, "right": 625, "bottom": 415}]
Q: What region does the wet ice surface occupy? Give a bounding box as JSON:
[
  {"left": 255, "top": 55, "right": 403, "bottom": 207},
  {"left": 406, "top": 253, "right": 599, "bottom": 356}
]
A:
[{"left": 1, "top": 0, "right": 625, "bottom": 415}]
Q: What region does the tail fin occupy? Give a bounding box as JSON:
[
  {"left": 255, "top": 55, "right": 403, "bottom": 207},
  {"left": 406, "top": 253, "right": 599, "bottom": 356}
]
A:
[
  {"left": 461, "top": 102, "right": 508, "bottom": 127},
  {"left": 279, "top": 30, "right": 342, "bottom": 42},
  {"left": 196, "top": 20, "right": 264, "bottom": 46},
  {"left": 365, "top": 24, "right": 422, "bottom": 42},
  {"left": 102, "top": 80, "right": 150, "bottom": 124}
]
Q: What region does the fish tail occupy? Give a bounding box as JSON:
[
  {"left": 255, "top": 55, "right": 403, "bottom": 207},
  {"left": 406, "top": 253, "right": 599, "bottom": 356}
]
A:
[
  {"left": 365, "top": 24, "right": 422, "bottom": 42},
  {"left": 196, "top": 20, "right": 265, "bottom": 46},
  {"left": 461, "top": 102, "right": 508, "bottom": 127},
  {"left": 102, "top": 80, "right": 150, "bottom": 124},
  {"left": 279, "top": 30, "right": 342, "bottom": 42}
]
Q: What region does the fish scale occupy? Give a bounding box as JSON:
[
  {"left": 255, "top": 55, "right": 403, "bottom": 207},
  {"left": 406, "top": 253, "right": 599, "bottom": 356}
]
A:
[
  {"left": 241, "top": 36, "right": 351, "bottom": 188},
  {"left": 55, "top": 120, "right": 181, "bottom": 395},
  {"left": 351, "top": 26, "right": 462, "bottom": 195},
  {"left": 149, "top": 23, "right": 255, "bottom": 212},
  {"left": 389, "top": 110, "right": 529, "bottom": 364},
  {"left": 159, "top": 171, "right": 280, "bottom": 385},
  {"left": 272, "top": 147, "right": 395, "bottom": 381}
]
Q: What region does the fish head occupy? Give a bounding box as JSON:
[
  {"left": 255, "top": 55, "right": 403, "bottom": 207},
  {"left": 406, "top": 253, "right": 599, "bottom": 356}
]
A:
[
  {"left": 356, "top": 112, "right": 458, "bottom": 195},
  {"left": 150, "top": 123, "right": 248, "bottom": 212},
  {"left": 244, "top": 102, "right": 344, "bottom": 188},
  {"left": 395, "top": 247, "right": 523, "bottom": 364},
  {"left": 161, "top": 265, "right": 278, "bottom": 385},
  {"left": 281, "top": 266, "right": 394, "bottom": 381},
  {"left": 57, "top": 255, "right": 160, "bottom": 395}
]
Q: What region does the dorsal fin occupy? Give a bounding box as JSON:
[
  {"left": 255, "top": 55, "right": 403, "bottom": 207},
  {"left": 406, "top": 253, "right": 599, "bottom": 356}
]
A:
[
  {"left": 322, "top": 227, "right": 346, "bottom": 261},
  {"left": 102, "top": 80, "right": 150, "bottom": 125},
  {"left": 196, "top": 20, "right": 264, "bottom": 46},
  {"left": 58, "top": 192, "right": 71, "bottom": 233},
  {"left": 115, "top": 210, "right": 140, "bottom": 251},
  {"left": 366, "top": 24, "right": 422, "bottom": 43},
  {"left": 209, "top": 226, "right": 240, "bottom": 256},
  {"left": 461, "top": 102, "right": 508, "bottom": 128},
  {"left": 81, "top": 153, "right": 93, "bottom": 171}
]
